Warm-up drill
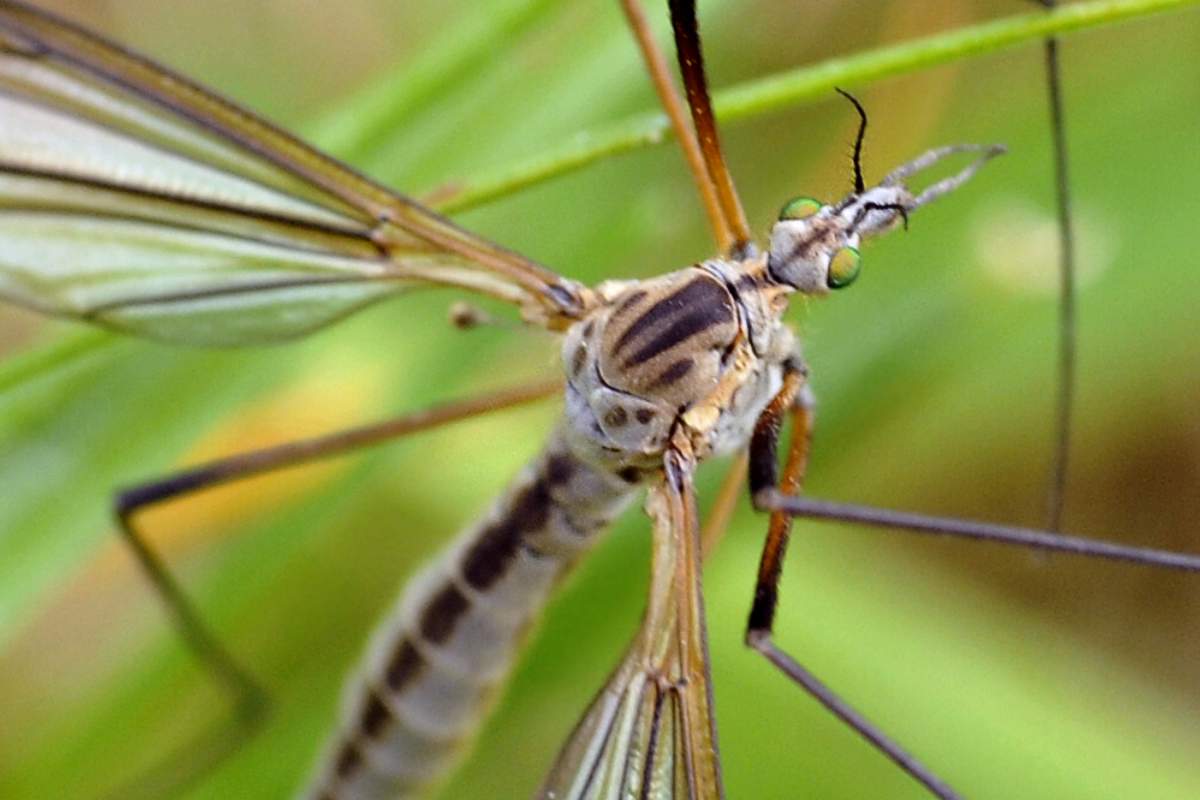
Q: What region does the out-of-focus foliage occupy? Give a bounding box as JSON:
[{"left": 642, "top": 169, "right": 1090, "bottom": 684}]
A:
[{"left": 1, "top": 1, "right": 1197, "bottom": 799}]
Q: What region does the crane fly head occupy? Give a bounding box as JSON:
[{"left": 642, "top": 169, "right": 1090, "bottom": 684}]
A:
[{"left": 765, "top": 142, "right": 1006, "bottom": 296}]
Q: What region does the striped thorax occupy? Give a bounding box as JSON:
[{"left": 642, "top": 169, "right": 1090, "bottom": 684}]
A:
[{"left": 562, "top": 257, "right": 793, "bottom": 471}]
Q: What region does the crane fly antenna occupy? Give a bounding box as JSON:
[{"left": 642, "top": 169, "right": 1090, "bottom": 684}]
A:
[{"left": 835, "top": 87, "right": 868, "bottom": 194}]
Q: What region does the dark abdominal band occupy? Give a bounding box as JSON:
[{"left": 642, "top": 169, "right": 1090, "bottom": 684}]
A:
[{"left": 310, "top": 430, "right": 636, "bottom": 799}]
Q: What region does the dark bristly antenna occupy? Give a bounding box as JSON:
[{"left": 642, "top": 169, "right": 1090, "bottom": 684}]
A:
[
  {"left": 1034, "top": 0, "right": 1078, "bottom": 533},
  {"left": 836, "top": 87, "right": 868, "bottom": 194},
  {"left": 837, "top": 88, "right": 909, "bottom": 230}
]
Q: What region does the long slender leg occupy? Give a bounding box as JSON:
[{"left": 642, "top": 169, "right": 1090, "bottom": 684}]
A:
[
  {"left": 755, "top": 494, "right": 1200, "bottom": 573},
  {"left": 620, "top": 0, "right": 732, "bottom": 257},
  {"left": 743, "top": 385, "right": 1200, "bottom": 800},
  {"left": 105, "top": 378, "right": 559, "bottom": 799},
  {"left": 744, "top": 360, "right": 964, "bottom": 800},
  {"left": 666, "top": 0, "right": 753, "bottom": 257},
  {"left": 1032, "top": 0, "right": 1078, "bottom": 532},
  {"left": 699, "top": 450, "right": 747, "bottom": 558},
  {"left": 745, "top": 359, "right": 808, "bottom": 636}
]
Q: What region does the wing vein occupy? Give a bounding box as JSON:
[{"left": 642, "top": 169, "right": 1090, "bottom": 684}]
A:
[
  {"left": 0, "top": 84, "right": 359, "bottom": 226},
  {"left": 0, "top": 166, "right": 395, "bottom": 260}
]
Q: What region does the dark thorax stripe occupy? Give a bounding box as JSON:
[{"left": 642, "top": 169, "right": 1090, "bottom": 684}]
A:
[
  {"left": 623, "top": 304, "right": 727, "bottom": 368},
  {"left": 651, "top": 358, "right": 694, "bottom": 388},
  {"left": 612, "top": 276, "right": 733, "bottom": 366},
  {"left": 611, "top": 289, "right": 648, "bottom": 319}
]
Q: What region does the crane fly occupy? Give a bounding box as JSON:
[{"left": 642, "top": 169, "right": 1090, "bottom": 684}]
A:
[{"left": 1, "top": 1, "right": 1199, "bottom": 798}]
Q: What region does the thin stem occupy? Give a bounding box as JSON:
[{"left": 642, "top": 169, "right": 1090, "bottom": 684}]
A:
[
  {"left": 309, "top": 0, "right": 563, "bottom": 159},
  {"left": 0, "top": 328, "right": 115, "bottom": 395},
  {"left": 438, "top": 0, "right": 1198, "bottom": 213},
  {"left": 1035, "top": 1, "right": 1078, "bottom": 533}
]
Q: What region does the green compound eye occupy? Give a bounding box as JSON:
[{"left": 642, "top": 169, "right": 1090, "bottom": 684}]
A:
[
  {"left": 827, "top": 246, "right": 861, "bottom": 289},
  {"left": 778, "top": 196, "right": 822, "bottom": 221}
]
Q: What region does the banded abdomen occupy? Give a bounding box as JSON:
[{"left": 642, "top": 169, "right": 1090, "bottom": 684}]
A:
[{"left": 303, "top": 425, "right": 638, "bottom": 800}]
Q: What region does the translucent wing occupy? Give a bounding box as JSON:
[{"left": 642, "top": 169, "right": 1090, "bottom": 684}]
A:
[
  {"left": 0, "top": 1, "right": 583, "bottom": 346},
  {"left": 540, "top": 448, "right": 723, "bottom": 800}
]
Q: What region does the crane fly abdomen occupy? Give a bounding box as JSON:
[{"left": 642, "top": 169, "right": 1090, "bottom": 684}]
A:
[{"left": 304, "top": 427, "right": 638, "bottom": 800}]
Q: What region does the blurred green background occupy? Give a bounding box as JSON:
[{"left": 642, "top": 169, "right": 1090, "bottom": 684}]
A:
[{"left": 1, "top": 1, "right": 1198, "bottom": 798}]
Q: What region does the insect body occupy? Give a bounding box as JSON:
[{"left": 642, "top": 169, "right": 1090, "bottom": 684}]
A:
[
  {"left": 2, "top": 2, "right": 1199, "bottom": 800},
  {"left": 568, "top": 265, "right": 780, "bottom": 463},
  {"left": 306, "top": 140, "right": 1001, "bottom": 798},
  {"left": 305, "top": 425, "right": 639, "bottom": 799}
]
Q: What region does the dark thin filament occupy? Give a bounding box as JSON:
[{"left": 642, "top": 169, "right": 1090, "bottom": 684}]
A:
[
  {"left": 835, "top": 87, "right": 868, "bottom": 194},
  {"left": 760, "top": 492, "right": 1200, "bottom": 573},
  {"left": 748, "top": 632, "right": 962, "bottom": 800},
  {"left": 1036, "top": 0, "right": 1078, "bottom": 533}
]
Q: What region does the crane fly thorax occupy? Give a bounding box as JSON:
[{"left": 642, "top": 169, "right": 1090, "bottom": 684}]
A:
[
  {"left": 598, "top": 269, "right": 738, "bottom": 402},
  {"left": 562, "top": 260, "right": 792, "bottom": 468}
]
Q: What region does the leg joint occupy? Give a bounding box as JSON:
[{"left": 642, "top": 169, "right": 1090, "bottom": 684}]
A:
[{"left": 114, "top": 467, "right": 218, "bottom": 518}]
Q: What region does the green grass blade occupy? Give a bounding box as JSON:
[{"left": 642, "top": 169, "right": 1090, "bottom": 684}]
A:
[{"left": 439, "top": 0, "right": 1199, "bottom": 212}]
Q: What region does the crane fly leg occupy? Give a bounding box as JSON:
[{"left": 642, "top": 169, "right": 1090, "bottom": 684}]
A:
[
  {"left": 620, "top": 0, "right": 732, "bottom": 255},
  {"left": 621, "top": 0, "right": 752, "bottom": 257},
  {"left": 108, "top": 378, "right": 560, "bottom": 800},
  {"left": 744, "top": 370, "right": 1200, "bottom": 799},
  {"left": 1029, "top": 0, "right": 1078, "bottom": 534},
  {"left": 666, "top": 0, "right": 752, "bottom": 257},
  {"left": 699, "top": 451, "right": 747, "bottom": 559},
  {"left": 743, "top": 361, "right": 963, "bottom": 800}
]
